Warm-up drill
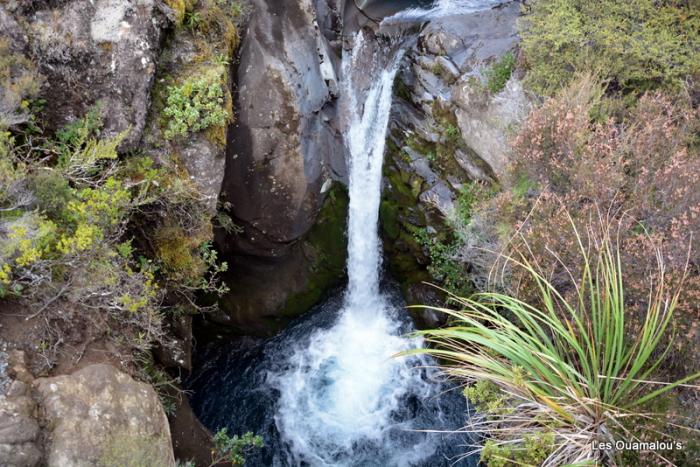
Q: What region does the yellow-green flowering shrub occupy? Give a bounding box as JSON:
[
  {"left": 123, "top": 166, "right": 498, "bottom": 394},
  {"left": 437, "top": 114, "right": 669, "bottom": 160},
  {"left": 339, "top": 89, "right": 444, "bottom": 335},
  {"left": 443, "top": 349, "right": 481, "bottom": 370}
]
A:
[{"left": 0, "top": 110, "right": 229, "bottom": 357}]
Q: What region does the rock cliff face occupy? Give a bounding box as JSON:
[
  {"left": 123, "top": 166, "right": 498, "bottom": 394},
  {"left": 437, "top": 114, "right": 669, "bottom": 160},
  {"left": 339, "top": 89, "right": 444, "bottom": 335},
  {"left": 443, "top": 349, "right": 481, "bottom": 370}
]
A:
[
  {"left": 380, "top": 1, "right": 531, "bottom": 319},
  {"left": 222, "top": 0, "right": 344, "bottom": 256},
  {"left": 1, "top": 0, "right": 167, "bottom": 151},
  {"left": 214, "top": 0, "right": 350, "bottom": 333}
]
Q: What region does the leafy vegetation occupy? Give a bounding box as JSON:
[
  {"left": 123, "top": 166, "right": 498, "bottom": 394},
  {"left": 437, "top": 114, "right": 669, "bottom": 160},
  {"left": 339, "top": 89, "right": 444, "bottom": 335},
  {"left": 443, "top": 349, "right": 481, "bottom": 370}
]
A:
[
  {"left": 484, "top": 52, "right": 516, "bottom": 94},
  {"left": 412, "top": 218, "right": 700, "bottom": 465},
  {"left": 210, "top": 428, "right": 263, "bottom": 466},
  {"left": 162, "top": 66, "right": 230, "bottom": 140},
  {"left": 0, "top": 38, "right": 43, "bottom": 128},
  {"left": 520, "top": 0, "right": 700, "bottom": 96},
  {"left": 0, "top": 108, "right": 228, "bottom": 364}
]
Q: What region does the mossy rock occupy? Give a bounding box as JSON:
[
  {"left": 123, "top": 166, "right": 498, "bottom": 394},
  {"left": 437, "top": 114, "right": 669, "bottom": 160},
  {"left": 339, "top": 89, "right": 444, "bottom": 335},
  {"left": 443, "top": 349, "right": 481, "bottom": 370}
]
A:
[{"left": 280, "top": 184, "right": 349, "bottom": 318}]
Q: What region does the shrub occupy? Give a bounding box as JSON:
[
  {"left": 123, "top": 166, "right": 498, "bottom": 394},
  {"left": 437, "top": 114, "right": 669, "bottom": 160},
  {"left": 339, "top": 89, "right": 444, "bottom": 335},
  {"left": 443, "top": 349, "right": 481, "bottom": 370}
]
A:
[
  {"left": 0, "top": 110, "right": 229, "bottom": 361},
  {"left": 162, "top": 66, "right": 230, "bottom": 140},
  {"left": 0, "top": 38, "right": 43, "bottom": 127},
  {"left": 484, "top": 52, "right": 516, "bottom": 94},
  {"left": 497, "top": 76, "right": 700, "bottom": 378},
  {"left": 413, "top": 227, "right": 471, "bottom": 297},
  {"left": 411, "top": 218, "right": 700, "bottom": 465},
  {"left": 520, "top": 0, "right": 700, "bottom": 96},
  {"left": 210, "top": 428, "right": 263, "bottom": 466}
]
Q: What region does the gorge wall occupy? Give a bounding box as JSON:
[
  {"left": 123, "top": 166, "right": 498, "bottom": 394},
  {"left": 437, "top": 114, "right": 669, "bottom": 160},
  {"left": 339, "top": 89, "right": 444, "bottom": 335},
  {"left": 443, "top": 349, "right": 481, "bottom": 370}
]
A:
[{"left": 0, "top": 0, "right": 529, "bottom": 465}]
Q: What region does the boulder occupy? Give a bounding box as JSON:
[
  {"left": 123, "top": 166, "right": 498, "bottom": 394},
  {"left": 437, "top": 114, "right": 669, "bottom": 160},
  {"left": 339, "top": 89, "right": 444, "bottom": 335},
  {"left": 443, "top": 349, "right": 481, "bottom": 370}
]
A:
[
  {"left": 453, "top": 77, "right": 531, "bottom": 177},
  {"left": 34, "top": 364, "right": 175, "bottom": 467},
  {"left": 9, "top": 0, "right": 167, "bottom": 150}
]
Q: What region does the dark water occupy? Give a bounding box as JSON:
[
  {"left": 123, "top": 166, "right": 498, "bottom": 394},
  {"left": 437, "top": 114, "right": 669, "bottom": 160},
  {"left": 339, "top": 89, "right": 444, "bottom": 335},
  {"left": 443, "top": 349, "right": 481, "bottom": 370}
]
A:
[{"left": 186, "top": 284, "right": 476, "bottom": 467}]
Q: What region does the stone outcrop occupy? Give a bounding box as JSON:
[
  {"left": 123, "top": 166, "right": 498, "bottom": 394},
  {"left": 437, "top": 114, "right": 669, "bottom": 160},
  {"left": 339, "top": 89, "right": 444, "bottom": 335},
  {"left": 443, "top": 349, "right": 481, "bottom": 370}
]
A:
[
  {"left": 380, "top": 1, "right": 531, "bottom": 318},
  {"left": 1, "top": 0, "right": 168, "bottom": 150},
  {"left": 215, "top": 0, "right": 349, "bottom": 331},
  {"left": 0, "top": 351, "right": 175, "bottom": 467},
  {"left": 222, "top": 0, "right": 344, "bottom": 257},
  {"left": 34, "top": 364, "right": 175, "bottom": 467}
]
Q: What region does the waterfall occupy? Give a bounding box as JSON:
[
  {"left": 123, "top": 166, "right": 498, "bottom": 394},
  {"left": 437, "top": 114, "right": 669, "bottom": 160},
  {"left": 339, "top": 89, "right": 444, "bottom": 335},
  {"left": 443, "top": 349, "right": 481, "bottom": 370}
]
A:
[
  {"left": 271, "top": 33, "right": 443, "bottom": 466},
  {"left": 344, "top": 33, "right": 400, "bottom": 309},
  {"left": 187, "top": 3, "right": 509, "bottom": 465},
  {"left": 382, "top": 0, "right": 504, "bottom": 25}
]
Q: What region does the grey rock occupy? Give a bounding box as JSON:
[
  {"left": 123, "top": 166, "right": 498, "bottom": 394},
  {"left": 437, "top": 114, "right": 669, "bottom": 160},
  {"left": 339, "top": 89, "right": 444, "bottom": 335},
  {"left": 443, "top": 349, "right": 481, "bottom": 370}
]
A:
[
  {"left": 453, "top": 77, "right": 531, "bottom": 177},
  {"left": 435, "top": 55, "right": 460, "bottom": 81},
  {"left": 419, "top": 181, "right": 455, "bottom": 217},
  {"left": 0, "top": 352, "right": 41, "bottom": 467},
  {"left": 0, "top": 7, "right": 41, "bottom": 128},
  {"left": 420, "top": 2, "right": 520, "bottom": 72},
  {"left": 35, "top": 364, "right": 175, "bottom": 467},
  {"left": 222, "top": 0, "right": 344, "bottom": 258},
  {"left": 24, "top": 0, "right": 166, "bottom": 150},
  {"left": 382, "top": 1, "right": 529, "bottom": 304},
  {"left": 454, "top": 148, "right": 492, "bottom": 182}
]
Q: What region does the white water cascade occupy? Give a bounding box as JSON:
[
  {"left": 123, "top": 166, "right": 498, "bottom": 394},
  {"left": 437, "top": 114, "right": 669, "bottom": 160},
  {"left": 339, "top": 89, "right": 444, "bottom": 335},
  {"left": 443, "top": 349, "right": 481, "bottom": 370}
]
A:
[
  {"left": 272, "top": 33, "right": 442, "bottom": 466},
  {"left": 382, "top": 0, "right": 503, "bottom": 25}
]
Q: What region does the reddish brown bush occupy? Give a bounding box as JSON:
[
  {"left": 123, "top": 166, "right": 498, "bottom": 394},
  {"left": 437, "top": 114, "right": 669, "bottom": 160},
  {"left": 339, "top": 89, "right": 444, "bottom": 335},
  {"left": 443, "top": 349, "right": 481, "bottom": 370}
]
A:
[{"left": 492, "top": 76, "right": 700, "bottom": 378}]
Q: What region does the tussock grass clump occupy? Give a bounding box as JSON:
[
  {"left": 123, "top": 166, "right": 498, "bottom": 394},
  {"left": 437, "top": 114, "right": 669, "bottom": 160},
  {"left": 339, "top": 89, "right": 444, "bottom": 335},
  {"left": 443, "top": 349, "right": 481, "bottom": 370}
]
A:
[{"left": 411, "top": 216, "right": 700, "bottom": 466}]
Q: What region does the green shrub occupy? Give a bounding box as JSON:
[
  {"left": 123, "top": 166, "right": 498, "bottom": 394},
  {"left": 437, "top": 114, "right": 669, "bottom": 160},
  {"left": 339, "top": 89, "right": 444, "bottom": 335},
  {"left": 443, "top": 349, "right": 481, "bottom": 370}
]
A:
[
  {"left": 162, "top": 66, "right": 229, "bottom": 140},
  {"left": 520, "top": 0, "right": 700, "bottom": 95},
  {"left": 412, "top": 227, "right": 471, "bottom": 296},
  {"left": 484, "top": 52, "right": 516, "bottom": 94},
  {"left": 210, "top": 428, "right": 263, "bottom": 466},
  {"left": 30, "top": 170, "right": 72, "bottom": 217},
  {"left": 0, "top": 110, "right": 229, "bottom": 359},
  {"left": 411, "top": 217, "right": 700, "bottom": 465}
]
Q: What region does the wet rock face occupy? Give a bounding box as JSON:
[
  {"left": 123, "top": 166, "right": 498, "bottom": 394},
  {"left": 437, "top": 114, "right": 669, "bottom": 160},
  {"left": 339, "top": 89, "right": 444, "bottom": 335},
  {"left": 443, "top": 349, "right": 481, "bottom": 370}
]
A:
[
  {"left": 35, "top": 364, "right": 175, "bottom": 467},
  {"left": 214, "top": 0, "right": 349, "bottom": 330},
  {"left": 381, "top": 1, "right": 531, "bottom": 317},
  {"left": 222, "top": 0, "right": 344, "bottom": 258},
  {"left": 215, "top": 183, "right": 349, "bottom": 335},
  {"left": 5, "top": 0, "right": 166, "bottom": 150}
]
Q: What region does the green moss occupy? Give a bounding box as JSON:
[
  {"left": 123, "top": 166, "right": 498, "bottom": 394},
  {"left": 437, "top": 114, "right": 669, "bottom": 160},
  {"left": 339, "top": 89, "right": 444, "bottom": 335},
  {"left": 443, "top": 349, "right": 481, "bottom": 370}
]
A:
[
  {"left": 394, "top": 75, "right": 413, "bottom": 102},
  {"left": 280, "top": 184, "right": 349, "bottom": 317},
  {"left": 154, "top": 224, "right": 205, "bottom": 279},
  {"left": 164, "top": 0, "right": 188, "bottom": 25},
  {"left": 379, "top": 200, "right": 400, "bottom": 240},
  {"left": 99, "top": 431, "right": 171, "bottom": 467}
]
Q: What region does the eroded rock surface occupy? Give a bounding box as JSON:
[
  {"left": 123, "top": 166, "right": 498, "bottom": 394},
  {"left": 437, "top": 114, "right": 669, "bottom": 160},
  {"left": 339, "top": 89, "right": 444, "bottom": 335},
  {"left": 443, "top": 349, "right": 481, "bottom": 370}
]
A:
[
  {"left": 3, "top": 0, "right": 168, "bottom": 150},
  {"left": 0, "top": 351, "right": 41, "bottom": 467},
  {"left": 381, "top": 1, "right": 531, "bottom": 317},
  {"left": 215, "top": 0, "right": 348, "bottom": 331},
  {"left": 223, "top": 0, "right": 344, "bottom": 256},
  {"left": 35, "top": 364, "right": 175, "bottom": 467}
]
